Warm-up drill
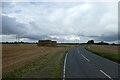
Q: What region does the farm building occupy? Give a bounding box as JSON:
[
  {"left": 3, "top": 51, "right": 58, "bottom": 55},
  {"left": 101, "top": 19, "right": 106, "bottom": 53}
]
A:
[{"left": 38, "top": 40, "right": 57, "bottom": 46}]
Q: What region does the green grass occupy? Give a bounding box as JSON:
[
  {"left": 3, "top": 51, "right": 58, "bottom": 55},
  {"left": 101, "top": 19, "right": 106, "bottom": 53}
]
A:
[
  {"left": 84, "top": 45, "right": 120, "bottom": 63},
  {"left": 3, "top": 47, "right": 68, "bottom": 78}
]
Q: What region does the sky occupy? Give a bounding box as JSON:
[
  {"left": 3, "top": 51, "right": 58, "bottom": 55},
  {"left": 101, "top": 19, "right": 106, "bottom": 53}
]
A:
[{"left": 1, "top": 0, "right": 119, "bottom": 43}]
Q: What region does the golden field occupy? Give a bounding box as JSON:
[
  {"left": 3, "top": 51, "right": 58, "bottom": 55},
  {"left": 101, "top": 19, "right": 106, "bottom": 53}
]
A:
[
  {"left": 2, "top": 44, "right": 67, "bottom": 75},
  {"left": 87, "top": 45, "right": 119, "bottom": 54},
  {"left": 85, "top": 44, "right": 120, "bottom": 63}
]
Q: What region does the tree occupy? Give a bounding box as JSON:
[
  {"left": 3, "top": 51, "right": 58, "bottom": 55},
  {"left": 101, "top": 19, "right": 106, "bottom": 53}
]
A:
[
  {"left": 97, "top": 41, "right": 109, "bottom": 45},
  {"left": 87, "top": 40, "right": 94, "bottom": 44}
]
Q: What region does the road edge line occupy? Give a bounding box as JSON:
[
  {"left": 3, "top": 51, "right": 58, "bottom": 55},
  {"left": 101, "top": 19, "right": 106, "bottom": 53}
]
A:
[{"left": 63, "top": 53, "right": 68, "bottom": 80}]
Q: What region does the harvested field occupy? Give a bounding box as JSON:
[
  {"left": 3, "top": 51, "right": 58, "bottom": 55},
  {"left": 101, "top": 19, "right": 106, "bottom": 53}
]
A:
[
  {"left": 57, "top": 44, "right": 78, "bottom": 47},
  {"left": 87, "top": 45, "right": 119, "bottom": 54},
  {"left": 84, "top": 44, "right": 120, "bottom": 63},
  {"left": 2, "top": 44, "right": 68, "bottom": 77}
]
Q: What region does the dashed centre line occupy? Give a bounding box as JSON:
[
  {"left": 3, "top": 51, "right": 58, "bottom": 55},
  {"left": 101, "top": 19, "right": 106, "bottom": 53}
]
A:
[
  {"left": 81, "top": 54, "right": 90, "bottom": 62},
  {"left": 100, "top": 70, "right": 113, "bottom": 80}
]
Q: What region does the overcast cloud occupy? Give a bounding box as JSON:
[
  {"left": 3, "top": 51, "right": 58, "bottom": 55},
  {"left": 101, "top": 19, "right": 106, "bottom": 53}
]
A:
[{"left": 1, "top": 1, "right": 119, "bottom": 43}]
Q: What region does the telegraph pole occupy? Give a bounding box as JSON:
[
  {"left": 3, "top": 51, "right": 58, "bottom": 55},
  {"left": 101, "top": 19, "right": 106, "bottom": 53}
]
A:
[
  {"left": 16, "top": 34, "right": 17, "bottom": 46},
  {"left": 18, "top": 34, "right": 19, "bottom": 46},
  {"left": 16, "top": 34, "right": 19, "bottom": 46}
]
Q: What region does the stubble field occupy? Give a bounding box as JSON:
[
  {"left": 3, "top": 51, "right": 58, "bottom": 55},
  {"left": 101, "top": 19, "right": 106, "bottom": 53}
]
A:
[
  {"left": 85, "top": 44, "right": 120, "bottom": 63},
  {"left": 2, "top": 44, "right": 69, "bottom": 78}
]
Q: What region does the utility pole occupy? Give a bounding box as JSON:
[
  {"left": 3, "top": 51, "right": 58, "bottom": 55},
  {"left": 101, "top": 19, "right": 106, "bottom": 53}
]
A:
[
  {"left": 18, "top": 34, "right": 19, "bottom": 46},
  {"left": 16, "top": 34, "right": 17, "bottom": 46},
  {"left": 16, "top": 34, "right": 19, "bottom": 46}
]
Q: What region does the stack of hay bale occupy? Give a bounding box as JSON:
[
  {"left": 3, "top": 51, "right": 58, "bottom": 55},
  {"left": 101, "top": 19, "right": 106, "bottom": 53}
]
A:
[{"left": 38, "top": 40, "right": 57, "bottom": 46}]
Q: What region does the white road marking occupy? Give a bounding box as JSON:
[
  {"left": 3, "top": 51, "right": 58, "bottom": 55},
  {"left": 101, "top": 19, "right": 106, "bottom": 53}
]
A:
[
  {"left": 81, "top": 54, "right": 90, "bottom": 62},
  {"left": 100, "top": 70, "right": 113, "bottom": 80},
  {"left": 63, "top": 53, "right": 68, "bottom": 80},
  {"left": 88, "top": 50, "right": 119, "bottom": 65}
]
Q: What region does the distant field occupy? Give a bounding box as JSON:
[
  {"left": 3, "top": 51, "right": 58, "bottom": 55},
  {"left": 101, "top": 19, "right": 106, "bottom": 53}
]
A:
[
  {"left": 84, "top": 45, "right": 120, "bottom": 63},
  {"left": 2, "top": 44, "right": 69, "bottom": 78},
  {"left": 57, "top": 44, "right": 78, "bottom": 47}
]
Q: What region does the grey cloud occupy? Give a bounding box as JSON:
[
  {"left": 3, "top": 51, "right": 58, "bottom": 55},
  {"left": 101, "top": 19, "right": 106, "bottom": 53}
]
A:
[
  {"left": 19, "top": 35, "right": 50, "bottom": 40},
  {"left": 2, "top": 15, "right": 27, "bottom": 34},
  {"left": 1, "top": 2, "right": 119, "bottom": 43},
  {"left": 91, "top": 34, "right": 118, "bottom": 42}
]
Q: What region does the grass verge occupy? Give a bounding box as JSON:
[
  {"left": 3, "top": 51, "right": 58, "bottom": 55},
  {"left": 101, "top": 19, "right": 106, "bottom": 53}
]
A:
[
  {"left": 3, "top": 47, "right": 68, "bottom": 78},
  {"left": 84, "top": 45, "right": 120, "bottom": 63}
]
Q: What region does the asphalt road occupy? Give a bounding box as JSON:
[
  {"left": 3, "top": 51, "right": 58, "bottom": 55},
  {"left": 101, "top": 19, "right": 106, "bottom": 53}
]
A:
[{"left": 63, "top": 46, "right": 119, "bottom": 80}]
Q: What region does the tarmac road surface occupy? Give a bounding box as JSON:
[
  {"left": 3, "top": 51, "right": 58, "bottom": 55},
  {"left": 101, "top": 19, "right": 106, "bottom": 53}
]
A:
[{"left": 63, "top": 46, "right": 119, "bottom": 80}]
